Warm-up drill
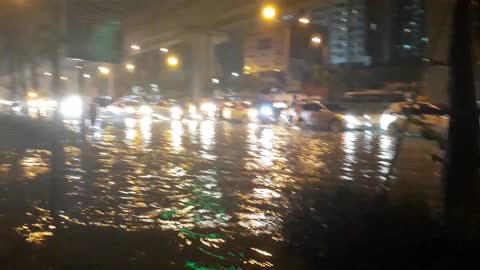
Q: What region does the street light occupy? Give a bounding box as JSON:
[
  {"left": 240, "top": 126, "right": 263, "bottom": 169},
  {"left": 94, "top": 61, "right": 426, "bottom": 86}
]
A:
[
  {"left": 244, "top": 66, "right": 251, "bottom": 70},
  {"left": 130, "top": 44, "right": 141, "bottom": 50},
  {"left": 211, "top": 78, "right": 220, "bottom": 84},
  {"left": 167, "top": 55, "right": 179, "bottom": 67},
  {"left": 262, "top": 5, "right": 277, "bottom": 20},
  {"left": 298, "top": 17, "right": 310, "bottom": 24},
  {"left": 60, "top": 76, "right": 68, "bottom": 81},
  {"left": 232, "top": 72, "right": 239, "bottom": 77},
  {"left": 160, "top": 48, "right": 169, "bottom": 53},
  {"left": 126, "top": 64, "right": 135, "bottom": 71},
  {"left": 43, "top": 72, "right": 52, "bottom": 76},
  {"left": 83, "top": 74, "right": 91, "bottom": 79},
  {"left": 98, "top": 66, "right": 110, "bottom": 75},
  {"left": 311, "top": 36, "right": 322, "bottom": 44}
]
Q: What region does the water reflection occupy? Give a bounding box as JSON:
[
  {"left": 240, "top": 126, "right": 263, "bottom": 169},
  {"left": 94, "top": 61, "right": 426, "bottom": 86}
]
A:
[
  {"left": 7, "top": 120, "right": 415, "bottom": 268},
  {"left": 341, "top": 132, "right": 358, "bottom": 181},
  {"left": 20, "top": 150, "right": 51, "bottom": 180},
  {"left": 259, "top": 128, "right": 275, "bottom": 167},
  {"left": 170, "top": 120, "right": 184, "bottom": 152},
  {"left": 124, "top": 118, "right": 137, "bottom": 142},
  {"left": 378, "top": 134, "right": 395, "bottom": 178},
  {"left": 200, "top": 120, "right": 216, "bottom": 160},
  {"left": 139, "top": 116, "right": 152, "bottom": 146}
]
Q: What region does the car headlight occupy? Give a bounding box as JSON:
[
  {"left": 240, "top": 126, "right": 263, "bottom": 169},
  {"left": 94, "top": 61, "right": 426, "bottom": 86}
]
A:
[
  {"left": 200, "top": 102, "right": 216, "bottom": 113},
  {"left": 125, "top": 106, "right": 135, "bottom": 114},
  {"left": 343, "top": 115, "right": 361, "bottom": 128},
  {"left": 222, "top": 109, "right": 232, "bottom": 119},
  {"left": 46, "top": 100, "right": 57, "bottom": 108},
  {"left": 188, "top": 104, "right": 197, "bottom": 115},
  {"left": 108, "top": 105, "right": 122, "bottom": 114},
  {"left": 260, "top": 106, "right": 273, "bottom": 116},
  {"left": 380, "top": 114, "right": 398, "bottom": 130},
  {"left": 27, "top": 100, "right": 40, "bottom": 108},
  {"left": 140, "top": 105, "right": 152, "bottom": 114},
  {"left": 12, "top": 105, "right": 22, "bottom": 112},
  {"left": 170, "top": 106, "right": 183, "bottom": 120},
  {"left": 247, "top": 108, "right": 258, "bottom": 118},
  {"left": 60, "top": 96, "right": 83, "bottom": 118},
  {"left": 273, "top": 102, "right": 288, "bottom": 109}
]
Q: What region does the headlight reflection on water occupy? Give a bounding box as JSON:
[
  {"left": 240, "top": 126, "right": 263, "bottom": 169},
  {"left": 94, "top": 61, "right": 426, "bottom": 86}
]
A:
[
  {"left": 170, "top": 120, "right": 184, "bottom": 152},
  {"left": 170, "top": 106, "right": 183, "bottom": 120},
  {"left": 343, "top": 115, "right": 361, "bottom": 129},
  {"left": 260, "top": 106, "right": 273, "bottom": 116}
]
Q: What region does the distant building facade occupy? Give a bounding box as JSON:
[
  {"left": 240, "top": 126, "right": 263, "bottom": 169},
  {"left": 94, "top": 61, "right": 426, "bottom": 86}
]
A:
[
  {"left": 311, "top": 0, "right": 371, "bottom": 65},
  {"left": 243, "top": 24, "right": 291, "bottom": 74},
  {"left": 391, "top": 0, "right": 427, "bottom": 61}
]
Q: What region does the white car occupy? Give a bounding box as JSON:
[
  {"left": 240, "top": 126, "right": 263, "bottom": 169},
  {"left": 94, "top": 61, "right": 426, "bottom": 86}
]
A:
[
  {"left": 288, "top": 102, "right": 373, "bottom": 131},
  {"left": 151, "top": 100, "right": 182, "bottom": 120},
  {"left": 107, "top": 100, "right": 152, "bottom": 118},
  {"left": 221, "top": 101, "right": 258, "bottom": 122},
  {"left": 380, "top": 102, "right": 449, "bottom": 136}
]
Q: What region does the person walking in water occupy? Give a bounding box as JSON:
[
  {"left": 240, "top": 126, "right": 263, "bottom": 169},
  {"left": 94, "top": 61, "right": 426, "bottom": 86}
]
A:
[{"left": 89, "top": 101, "right": 97, "bottom": 126}]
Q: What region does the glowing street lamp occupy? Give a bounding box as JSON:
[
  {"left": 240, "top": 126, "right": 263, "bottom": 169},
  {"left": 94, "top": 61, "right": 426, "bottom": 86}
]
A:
[
  {"left": 160, "top": 48, "right": 169, "bottom": 53},
  {"left": 311, "top": 36, "right": 322, "bottom": 44},
  {"left": 126, "top": 64, "right": 135, "bottom": 71},
  {"left": 98, "top": 66, "right": 110, "bottom": 75},
  {"left": 298, "top": 17, "right": 310, "bottom": 24},
  {"left": 130, "top": 44, "right": 141, "bottom": 50},
  {"left": 167, "top": 55, "right": 179, "bottom": 67},
  {"left": 262, "top": 5, "right": 277, "bottom": 20}
]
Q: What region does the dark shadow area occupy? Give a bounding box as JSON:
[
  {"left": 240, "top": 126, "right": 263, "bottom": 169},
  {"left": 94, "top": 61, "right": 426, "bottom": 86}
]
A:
[{"left": 284, "top": 183, "right": 480, "bottom": 270}]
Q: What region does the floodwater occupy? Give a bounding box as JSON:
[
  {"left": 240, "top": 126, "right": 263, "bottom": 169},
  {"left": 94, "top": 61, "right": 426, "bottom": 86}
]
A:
[{"left": 0, "top": 117, "right": 440, "bottom": 269}]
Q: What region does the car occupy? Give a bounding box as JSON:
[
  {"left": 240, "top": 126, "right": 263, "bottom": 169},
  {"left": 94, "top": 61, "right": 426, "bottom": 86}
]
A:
[
  {"left": 106, "top": 100, "right": 152, "bottom": 118},
  {"left": 288, "top": 102, "right": 371, "bottom": 131},
  {"left": 221, "top": 100, "right": 258, "bottom": 122},
  {"left": 380, "top": 102, "right": 449, "bottom": 135},
  {"left": 151, "top": 100, "right": 183, "bottom": 120},
  {"left": 256, "top": 101, "right": 278, "bottom": 123},
  {"left": 93, "top": 96, "right": 113, "bottom": 108}
]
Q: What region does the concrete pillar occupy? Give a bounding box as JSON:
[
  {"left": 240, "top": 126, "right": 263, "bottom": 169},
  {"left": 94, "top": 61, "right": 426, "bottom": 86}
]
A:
[{"left": 190, "top": 33, "right": 215, "bottom": 102}]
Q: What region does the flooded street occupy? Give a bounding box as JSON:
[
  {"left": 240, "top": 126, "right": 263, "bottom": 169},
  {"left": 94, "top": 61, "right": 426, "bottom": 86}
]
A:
[{"left": 0, "top": 118, "right": 441, "bottom": 269}]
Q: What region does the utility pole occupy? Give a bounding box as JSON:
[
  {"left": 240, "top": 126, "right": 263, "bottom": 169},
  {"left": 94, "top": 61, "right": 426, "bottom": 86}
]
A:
[{"left": 444, "top": 0, "right": 480, "bottom": 225}]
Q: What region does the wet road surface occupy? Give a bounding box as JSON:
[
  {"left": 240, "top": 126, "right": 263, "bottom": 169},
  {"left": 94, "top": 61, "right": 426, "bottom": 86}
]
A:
[{"left": 0, "top": 117, "right": 441, "bottom": 269}]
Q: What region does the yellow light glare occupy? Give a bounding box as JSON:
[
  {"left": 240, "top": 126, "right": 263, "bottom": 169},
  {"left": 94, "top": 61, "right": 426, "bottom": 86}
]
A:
[
  {"left": 262, "top": 5, "right": 276, "bottom": 20},
  {"left": 167, "top": 56, "right": 179, "bottom": 67}
]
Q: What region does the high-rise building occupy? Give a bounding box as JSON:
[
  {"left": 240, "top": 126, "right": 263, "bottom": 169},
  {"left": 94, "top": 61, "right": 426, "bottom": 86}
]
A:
[
  {"left": 391, "top": 0, "right": 427, "bottom": 61},
  {"left": 311, "top": 0, "right": 371, "bottom": 66},
  {"left": 365, "top": 0, "right": 394, "bottom": 65}
]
